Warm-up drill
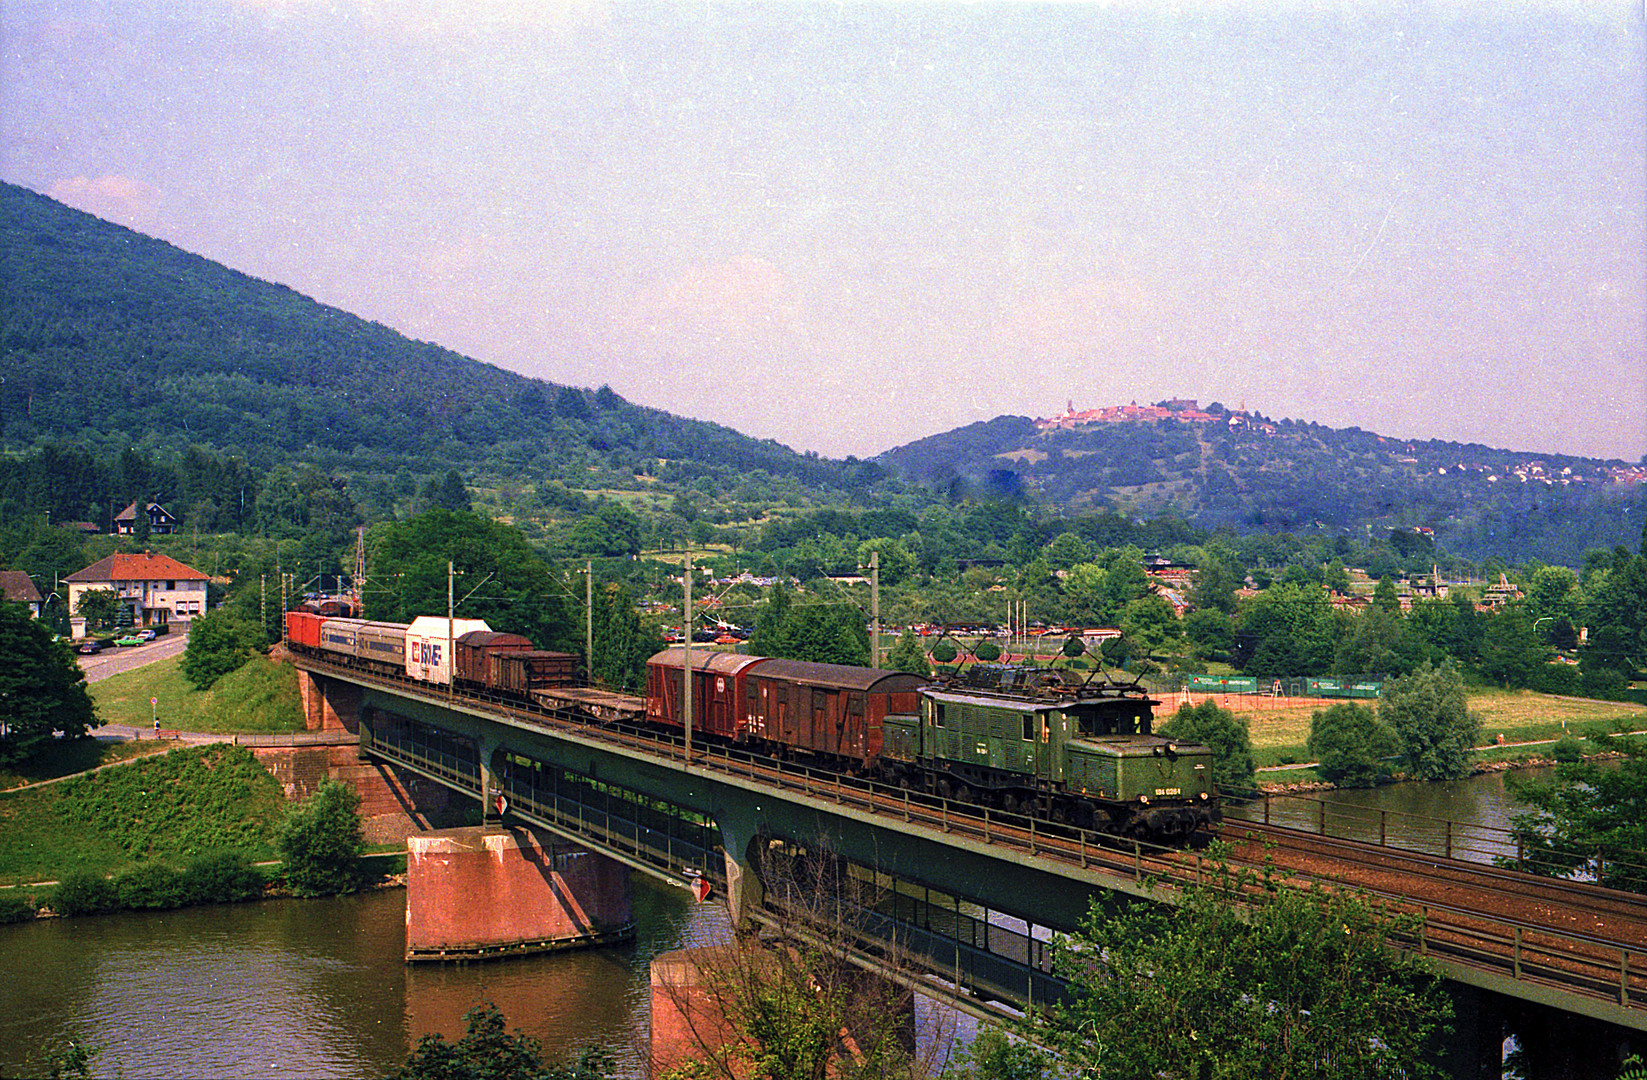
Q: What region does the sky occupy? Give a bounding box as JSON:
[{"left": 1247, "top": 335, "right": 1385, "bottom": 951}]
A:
[{"left": 3, "top": 0, "right": 1644, "bottom": 463}]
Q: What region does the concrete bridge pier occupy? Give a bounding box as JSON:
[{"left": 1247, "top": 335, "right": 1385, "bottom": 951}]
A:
[
  {"left": 478, "top": 738, "right": 504, "bottom": 825},
  {"left": 405, "top": 824, "right": 634, "bottom": 962}
]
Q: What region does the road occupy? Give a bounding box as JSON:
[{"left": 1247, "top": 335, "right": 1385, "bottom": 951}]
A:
[{"left": 76, "top": 621, "right": 191, "bottom": 683}]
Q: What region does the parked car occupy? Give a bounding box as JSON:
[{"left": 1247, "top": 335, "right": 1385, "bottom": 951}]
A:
[
  {"left": 114, "top": 634, "right": 143, "bottom": 647},
  {"left": 77, "top": 640, "right": 103, "bottom": 654},
  {"left": 137, "top": 628, "right": 156, "bottom": 641}
]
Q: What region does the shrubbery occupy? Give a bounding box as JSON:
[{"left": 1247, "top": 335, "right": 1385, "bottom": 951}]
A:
[
  {"left": 277, "top": 777, "right": 365, "bottom": 897},
  {"left": 49, "top": 849, "right": 267, "bottom": 918}
]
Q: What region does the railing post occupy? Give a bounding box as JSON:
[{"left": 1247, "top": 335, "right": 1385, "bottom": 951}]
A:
[
  {"left": 1420, "top": 906, "right": 1428, "bottom": 955},
  {"left": 1379, "top": 809, "right": 1387, "bottom": 848},
  {"left": 983, "top": 807, "right": 991, "bottom": 844},
  {"left": 1317, "top": 799, "right": 1326, "bottom": 835},
  {"left": 1623, "top": 952, "right": 1631, "bottom": 1007},
  {"left": 1264, "top": 796, "right": 1271, "bottom": 826},
  {"left": 1445, "top": 819, "right": 1453, "bottom": 861},
  {"left": 1133, "top": 839, "right": 1142, "bottom": 879},
  {"left": 1513, "top": 926, "right": 1522, "bottom": 980},
  {"left": 1029, "top": 814, "right": 1036, "bottom": 855}
]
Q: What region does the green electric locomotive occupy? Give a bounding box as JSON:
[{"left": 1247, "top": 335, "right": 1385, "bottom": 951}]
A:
[{"left": 880, "top": 674, "right": 1220, "bottom": 842}]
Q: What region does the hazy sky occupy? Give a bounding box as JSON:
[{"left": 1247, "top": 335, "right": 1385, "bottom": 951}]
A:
[{"left": 4, "top": 0, "right": 1643, "bottom": 462}]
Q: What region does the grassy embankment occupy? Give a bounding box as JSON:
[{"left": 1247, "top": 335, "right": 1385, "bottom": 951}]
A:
[
  {"left": 0, "top": 655, "right": 311, "bottom": 899},
  {"left": 0, "top": 743, "right": 287, "bottom": 897}
]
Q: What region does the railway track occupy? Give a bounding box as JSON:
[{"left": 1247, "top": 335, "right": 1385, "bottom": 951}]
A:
[{"left": 302, "top": 656, "right": 1647, "bottom": 1017}]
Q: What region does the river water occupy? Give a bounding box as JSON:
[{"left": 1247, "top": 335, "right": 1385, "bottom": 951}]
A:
[
  {"left": 0, "top": 769, "right": 1540, "bottom": 1079},
  {"left": 0, "top": 876, "right": 729, "bottom": 1080}
]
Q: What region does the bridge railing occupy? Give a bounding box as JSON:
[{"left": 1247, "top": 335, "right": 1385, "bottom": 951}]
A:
[
  {"left": 1225, "top": 792, "right": 1647, "bottom": 887},
  {"left": 327, "top": 656, "right": 1645, "bottom": 1021}
]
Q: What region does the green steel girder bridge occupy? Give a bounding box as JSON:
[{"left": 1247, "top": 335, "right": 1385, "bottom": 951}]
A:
[{"left": 295, "top": 656, "right": 1647, "bottom": 1047}]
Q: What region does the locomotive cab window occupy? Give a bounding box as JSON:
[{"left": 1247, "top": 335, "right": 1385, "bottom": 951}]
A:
[{"left": 1021, "top": 713, "right": 1034, "bottom": 741}]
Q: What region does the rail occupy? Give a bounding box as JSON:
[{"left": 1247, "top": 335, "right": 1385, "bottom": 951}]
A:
[{"left": 301, "top": 653, "right": 1647, "bottom": 1022}]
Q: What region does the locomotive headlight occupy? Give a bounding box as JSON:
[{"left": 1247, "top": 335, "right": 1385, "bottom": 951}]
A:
[
  {"left": 1166, "top": 742, "right": 1179, "bottom": 754},
  {"left": 1139, "top": 794, "right": 1149, "bottom": 804}
]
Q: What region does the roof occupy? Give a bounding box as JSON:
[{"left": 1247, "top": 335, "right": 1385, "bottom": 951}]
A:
[
  {"left": 0, "top": 570, "right": 43, "bottom": 605},
  {"left": 114, "top": 501, "right": 176, "bottom": 521},
  {"left": 65, "top": 552, "right": 209, "bottom": 583}
]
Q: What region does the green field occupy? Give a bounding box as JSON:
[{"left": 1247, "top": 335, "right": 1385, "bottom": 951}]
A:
[{"left": 89, "top": 653, "right": 305, "bottom": 734}]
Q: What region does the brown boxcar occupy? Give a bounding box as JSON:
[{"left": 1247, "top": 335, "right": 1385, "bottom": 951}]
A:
[
  {"left": 454, "top": 630, "right": 534, "bottom": 687},
  {"left": 743, "top": 660, "right": 925, "bottom": 766},
  {"left": 491, "top": 649, "right": 579, "bottom": 697},
  {"left": 645, "top": 649, "right": 769, "bottom": 741}
]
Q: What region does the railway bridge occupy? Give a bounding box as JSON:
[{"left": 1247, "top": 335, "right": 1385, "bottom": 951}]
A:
[{"left": 292, "top": 655, "right": 1646, "bottom": 1078}]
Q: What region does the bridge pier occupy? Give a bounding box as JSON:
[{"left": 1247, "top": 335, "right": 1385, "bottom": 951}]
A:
[
  {"left": 714, "top": 805, "right": 766, "bottom": 929},
  {"left": 1500, "top": 998, "right": 1643, "bottom": 1079},
  {"left": 650, "top": 942, "right": 915, "bottom": 1077},
  {"left": 405, "top": 824, "right": 634, "bottom": 962},
  {"left": 296, "top": 668, "right": 361, "bottom": 733}
]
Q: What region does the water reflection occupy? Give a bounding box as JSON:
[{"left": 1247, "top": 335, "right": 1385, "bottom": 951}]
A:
[
  {"left": 1228, "top": 766, "right": 1553, "bottom": 864},
  {"left": 0, "top": 876, "right": 726, "bottom": 1080}
]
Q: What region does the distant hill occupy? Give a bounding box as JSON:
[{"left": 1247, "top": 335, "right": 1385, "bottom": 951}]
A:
[
  {"left": 877, "top": 403, "right": 1646, "bottom": 564},
  {"left": 0, "top": 183, "right": 849, "bottom": 494}
]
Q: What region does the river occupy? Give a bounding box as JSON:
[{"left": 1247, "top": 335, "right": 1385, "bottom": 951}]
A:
[
  {"left": 0, "top": 768, "right": 1542, "bottom": 1079},
  {"left": 0, "top": 875, "right": 728, "bottom": 1080}
]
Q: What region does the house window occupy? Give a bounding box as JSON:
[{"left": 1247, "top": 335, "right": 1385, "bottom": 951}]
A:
[{"left": 167, "top": 581, "right": 175, "bottom": 590}]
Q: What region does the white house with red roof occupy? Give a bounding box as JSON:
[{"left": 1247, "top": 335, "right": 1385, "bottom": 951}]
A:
[{"left": 64, "top": 551, "right": 209, "bottom": 635}]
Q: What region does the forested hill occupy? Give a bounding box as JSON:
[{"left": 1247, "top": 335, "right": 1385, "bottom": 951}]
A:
[
  {"left": 0, "top": 183, "right": 849, "bottom": 491},
  {"left": 878, "top": 406, "right": 1646, "bottom": 565}
]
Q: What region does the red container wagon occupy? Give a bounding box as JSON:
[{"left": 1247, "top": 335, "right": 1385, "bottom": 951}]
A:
[
  {"left": 645, "top": 649, "right": 769, "bottom": 742},
  {"left": 744, "top": 661, "right": 925, "bottom": 767},
  {"left": 285, "top": 611, "right": 325, "bottom": 651},
  {"left": 492, "top": 650, "right": 579, "bottom": 697},
  {"left": 454, "top": 630, "right": 534, "bottom": 687}
]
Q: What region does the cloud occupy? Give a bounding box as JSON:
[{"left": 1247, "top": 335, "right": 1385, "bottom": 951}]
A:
[{"left": 48, "top": 175, "right": 159, "bottom": 228}]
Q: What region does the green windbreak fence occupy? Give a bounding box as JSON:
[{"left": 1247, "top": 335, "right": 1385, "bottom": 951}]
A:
[{"left": 1179, "top": 675, "right": 1381, "bottom": 699}]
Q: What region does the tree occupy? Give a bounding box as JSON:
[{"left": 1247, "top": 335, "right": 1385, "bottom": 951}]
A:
[
  {"left": 75, "top": 587, "right": 119, "bottom": 631},
  {"left": 885, "top": 631, "right": 929, "bottom": 677},
  {"left": 1477, "top": 608, "right": 1551, "bottom": 688},
  {"left": 747, "top": 585, "right": 869, "bottom": 667},
  {"left": 277, "top": 777, "right": 365, "bottom": 897},
  {"left": 0, "top": 601, "right": 96, "bottom": 765},
  {"left": 1181, "top": 607, "right": 1233, "bottom": 661},
  {"left": 1379, "top": 661, "right": 1478, "bottom": 781},
  {"left": 1157, "top": 701, "right": 1255, "bottom": 794},
  {"left": 590, "top": 580, "right": 661, "bottom": 693},
  {"left": 391, "top": 1001, "right": 614, "bottom": 1080},
  {"left": 1119, "top": 593, "right": 1180, "bottom": 658},
  {"left": 1499, "top": 731, "right": 1647, "bottom": 893},
  {"left": 1307, "top": 702, "right": 1399, "bottom": 787},
  {"left": 1032, "top": 860, "right": 1452, "bottom": 1080},
  {"left": 1372, "top": 575, "right": 1401, "bottom": 614},
  {"left": 180, "top": 609, "right": 264, "bottom": 690}
]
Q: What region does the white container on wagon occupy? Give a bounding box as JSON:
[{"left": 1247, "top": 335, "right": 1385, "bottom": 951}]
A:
[{"left": 405, "top": 616, "right": 492, "bottom": 684}]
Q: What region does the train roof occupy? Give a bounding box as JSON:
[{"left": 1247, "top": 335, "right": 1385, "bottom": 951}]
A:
[
  {"left": 648, "top": 648, "right": 769, "bottom": 677},
  {"left": 922, "top": 683, "right": 1161, "bottom": 710},
  {"left": 455, "top": 630, "right": 533, "bottom": 648},
  {"left": 748, "top": 658, "right": 926, "bottom": 693}
]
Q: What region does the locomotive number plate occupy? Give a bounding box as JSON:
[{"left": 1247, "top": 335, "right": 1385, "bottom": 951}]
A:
[{"left": 1154, "top": 787, "right": 1181, "bottom": 796}]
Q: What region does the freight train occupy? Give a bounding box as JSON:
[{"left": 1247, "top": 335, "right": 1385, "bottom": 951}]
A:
[
  {"left": 644, "top": 650, "right": 1219, "bottom": 841},
  {"left": 286, "top": 611, "right": 1218, "bottom": 841}
]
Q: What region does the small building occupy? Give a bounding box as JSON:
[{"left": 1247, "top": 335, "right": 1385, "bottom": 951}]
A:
[
  {"left": 114, "top": 501, "right": 179, "bottom": 536},
  {"left": 0, "top": 570, "right": 44, "bottom": 618},
  {"left": 64, "top": 551, "right": 209, "bottom": 634}
]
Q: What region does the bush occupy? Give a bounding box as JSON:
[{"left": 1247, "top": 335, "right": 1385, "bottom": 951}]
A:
[
  {"left": 277, "top": 778, "right": 365, "bottom": 897},
  {"left": 1526, "top": 662, "right": 1581, "bottom": 697},
  {"left": 178, "top": 848, "right": 266, "bottom": 905},
  {"left": 0, "top": 892, "right": 36, "bottom": 924},
  {"left": 1549, "top": 735, "right": 1586, "bottom": 763},
  {"left": 1307, "top": 703, "right": 1399, "bottom": 788},
  {"left": 114, "top": 861, "right": 185, "bottom": 910},
  {"left": 51, "top": 871, "right": 118, "bottom": 916}
]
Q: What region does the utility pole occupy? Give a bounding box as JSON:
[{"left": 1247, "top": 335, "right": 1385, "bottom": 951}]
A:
[
  {"left": 870, "top": 549, "right": 880, "bottom": 669},
  {"left": 682, "top": 551, "right": 694, "bottom": 766},
  {"left": 447, "top": 560, "right": 455, "bottom": 700},
  {"left": 585, "top": 560, "right": 594, "bottom": 684}
]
